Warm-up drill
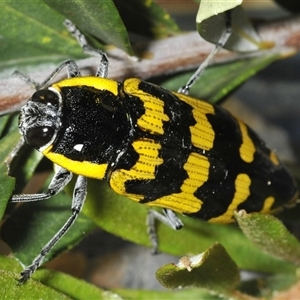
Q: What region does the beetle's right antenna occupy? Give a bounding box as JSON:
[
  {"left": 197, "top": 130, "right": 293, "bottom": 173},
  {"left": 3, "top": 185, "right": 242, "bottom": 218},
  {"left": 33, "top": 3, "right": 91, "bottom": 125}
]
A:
[{"left": 178, "top": 11, "right": 232, "bottom": 95}]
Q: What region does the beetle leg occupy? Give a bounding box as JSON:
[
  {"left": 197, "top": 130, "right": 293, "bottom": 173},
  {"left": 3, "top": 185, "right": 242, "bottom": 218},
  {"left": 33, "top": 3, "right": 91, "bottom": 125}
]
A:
[
  {"left": 12, "top": 71, "right": 41, "bottom": 90},
  {"left": 147, "top": 208, "right": 184, "bottom": 254},
  {"left": 13, "top": 59, "right": 82, "bottom": 91},
  {"left": 11, "top": 166, "right": 73, "bottom": 203},
  {"left": 17, "top": 175, "right": 87, "bottom": 284},
  {"left": 5, "top": 137, "right": 25, "bottom": 173},
  {"left": 64, "top": 19, "right": 109, "bottom": 78}
]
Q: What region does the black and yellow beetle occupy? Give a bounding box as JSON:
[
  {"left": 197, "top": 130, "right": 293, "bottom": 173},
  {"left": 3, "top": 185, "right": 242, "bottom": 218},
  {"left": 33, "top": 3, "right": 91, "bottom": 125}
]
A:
[{"left": 10, "top": 20, "right": 298, "bottom": 283}]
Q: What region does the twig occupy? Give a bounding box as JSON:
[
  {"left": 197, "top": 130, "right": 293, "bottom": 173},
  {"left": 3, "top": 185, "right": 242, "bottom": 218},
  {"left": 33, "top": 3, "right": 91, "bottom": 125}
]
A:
[{"left": 1, "top": 16, "right": 300, "bottom": 114}]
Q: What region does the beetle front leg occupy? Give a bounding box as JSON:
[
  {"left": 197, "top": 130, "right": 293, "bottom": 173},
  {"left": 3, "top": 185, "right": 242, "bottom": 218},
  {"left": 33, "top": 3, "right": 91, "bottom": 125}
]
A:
[
  {"left": 11, "top": 167, "right": 73, "bottom": 203},
  {"left": 64, "top": 19, "right": 109, "bottom": 78},
  {"left": 18, "top": 175, "right": 87, "bottom": 283},
  {"left": 5, "top": 137, "right": 25, "bottom": 173},
  {"left": 13, "top": 59, "right": 82, "bottom": 91}
]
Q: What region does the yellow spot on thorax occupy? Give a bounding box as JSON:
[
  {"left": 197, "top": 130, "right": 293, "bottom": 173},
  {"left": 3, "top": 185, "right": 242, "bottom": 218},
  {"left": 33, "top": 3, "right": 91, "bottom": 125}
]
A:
[
  {"left": 42, "top": 146, "right": 108, "bottom": 179},
  {"left": 52, "top": 77, "right": 119, "bottom": 95}
]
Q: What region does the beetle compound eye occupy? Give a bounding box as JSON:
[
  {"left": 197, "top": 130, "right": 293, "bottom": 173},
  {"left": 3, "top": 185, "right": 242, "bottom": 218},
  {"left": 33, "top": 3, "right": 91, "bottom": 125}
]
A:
[
  {"left": 25, "top": 126, "right": 55, "bottom": 149},
  {"left": 31, "top": 89, "right": 59, "bottom": 107}
]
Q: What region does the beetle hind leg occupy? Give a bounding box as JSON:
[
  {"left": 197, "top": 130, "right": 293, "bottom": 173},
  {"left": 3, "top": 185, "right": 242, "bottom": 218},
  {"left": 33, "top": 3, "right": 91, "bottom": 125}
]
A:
[{"left": 147, "top": 208, "right": 183, "bottom": 254}]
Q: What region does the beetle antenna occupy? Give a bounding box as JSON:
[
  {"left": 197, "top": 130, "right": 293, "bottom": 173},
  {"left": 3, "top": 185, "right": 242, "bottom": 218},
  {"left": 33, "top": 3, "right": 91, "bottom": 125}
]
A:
[{"left": 178, "top": 11, "right": 232, "bottom": 95}]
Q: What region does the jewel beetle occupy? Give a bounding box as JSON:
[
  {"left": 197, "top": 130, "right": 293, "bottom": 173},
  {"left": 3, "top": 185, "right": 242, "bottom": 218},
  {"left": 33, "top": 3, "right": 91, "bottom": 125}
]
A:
[{"left": 9, "top": 20, "right": 298, "bottom": 283}]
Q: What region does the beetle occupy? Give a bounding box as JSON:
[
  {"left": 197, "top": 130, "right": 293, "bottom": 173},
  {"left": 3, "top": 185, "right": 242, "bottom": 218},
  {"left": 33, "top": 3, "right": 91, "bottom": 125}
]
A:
[{"left": 9, "top": 20, "right": 298, "bottom": 283}]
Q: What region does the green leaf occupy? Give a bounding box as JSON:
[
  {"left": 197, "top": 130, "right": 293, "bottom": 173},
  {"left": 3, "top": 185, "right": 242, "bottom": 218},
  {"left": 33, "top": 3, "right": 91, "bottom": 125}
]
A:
[
  {"left": 235, "top": 211, "right": 300, "bottom": 266},
  {"left": 0, "top": 255, "right": 71, "bottom": 300},
  {"left": 1, "top": 182, "right": 96, "bottom": 267},
  {"left": 0, "top": 116, "right": 21, "bottom": 220},
  {"left": 0, "top": 0, "right": 179, "bottom": 73},
  {"left": 263, "top": 273, "right": 299, "bottom": 296},
  {"left": 196, "top": 0, "right": 242, "bottom": 23},
  {"left": 34, "top": 269, "right": 118, "bottom": 300},
  {"left": 2, "top": 115, "right": 44, "bottom": 195},
  {"left": 196, "top": 2, "right": 270, "bottom": 52},
  {"left": 156, "top": 243, "right": 240, "bottom": 295},
  {"left": 113, "top": 0, "right": 180, "bottom": 39},
  {"left": 0, "top": 254, "right": 114, "bottom": 300},
  {"left": 161, "top": 52, "right": 281, "bottom": 104},
  {"left": 0, "top": 0, "right": 84, "bottom": 72},
  {"left": 43, "top": 0, "right": 133, "bottom": 55},
  {"left": 0, "top": 115, "right": 10, "bottom": 137},
  {"left": 115, "top": 287, "right": 221, "bottom": 300}
]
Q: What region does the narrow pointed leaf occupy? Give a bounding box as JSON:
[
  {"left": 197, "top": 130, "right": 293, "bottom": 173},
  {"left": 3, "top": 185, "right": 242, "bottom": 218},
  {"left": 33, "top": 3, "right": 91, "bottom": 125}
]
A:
[
  {"left": 196, "top": 2, "right": 270, "bottom": 52},
  {"left": 114, "top": 0, "right": 180, "bottom": 39},
  {"left": 116, "top": 287, "right": 221, "bottom": 299},
  {"left": 0, "top": 0, "right": 83, "bottom": 72},
  {"left": 196, "top": 0, "right": 242, "bottom": 23},
  {"left": 0, "top": 255, "right": 71, "bottom": 300},
  {"left": 0, "top": 128, "right": 19, "bottom": 220},
  {"left": 0, "top": 254, "right": 112, "bottom": 300},
  {"left": 0, "top": 114, "right": 44, "bottom": 221},
  {"left": 43, "top": 0, "right": 133, "bottom": 55},
  {"left": 35, "top": 269, "right": 116, "bottom": 300},
  {"left": 235, "top": 211, "right": 300, "bottom": 266}
]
